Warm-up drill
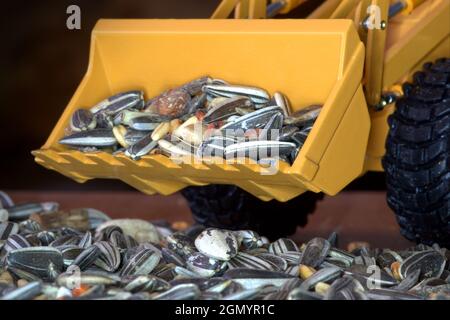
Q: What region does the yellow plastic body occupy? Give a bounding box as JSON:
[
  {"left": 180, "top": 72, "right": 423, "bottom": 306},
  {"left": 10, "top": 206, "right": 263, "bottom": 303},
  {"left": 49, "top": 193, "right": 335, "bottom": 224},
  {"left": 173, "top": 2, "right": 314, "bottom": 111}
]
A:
[
  {"left": 364, "top": 0, "right": 450, "bottom": 171},
  {"left": 33, "top": 19, "right": 368, "bottom": 202}
]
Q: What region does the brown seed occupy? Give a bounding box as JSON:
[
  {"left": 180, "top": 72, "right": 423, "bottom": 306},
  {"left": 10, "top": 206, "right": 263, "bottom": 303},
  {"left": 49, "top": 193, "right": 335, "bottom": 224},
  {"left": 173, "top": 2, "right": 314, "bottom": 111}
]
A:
[
  {"left": 112, "top": 125, "right": 130, "bottom": 148},
  {"left": 0, "top": 271, "right": 14, "bottom": 284},
  {"left": 149, "top": 89, "right": 191, "bottom": 118},
  {"left": 172, "top": 221, "right": 189, "bottom": 231},
  {"left": 17, "top": 279, "right": 29, "bottom": 288},
  {"left": 315, "top": 282, "right": 330, "bottom": 295},
  {"left": 391, "top": 261, "right": 402, "bottom": 281},
  {"left": 151, "top": 122, "right": 171, "bottom": 141},
  {"left": 299, "top": 264, "right": 316, "bottom": 279},
  {"left": 347, "top": 241, "right": 370, "bottom": 253},
  {"left": 30, "top": 209, "right": 89, "bottom": 231}
]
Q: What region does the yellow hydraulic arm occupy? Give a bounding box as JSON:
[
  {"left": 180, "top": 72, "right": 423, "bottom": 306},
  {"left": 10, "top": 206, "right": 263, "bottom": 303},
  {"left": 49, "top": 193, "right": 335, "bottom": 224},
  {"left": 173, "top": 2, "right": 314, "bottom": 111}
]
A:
[{"left": 211, "top": 0, "right": 447, "bottom": 109}]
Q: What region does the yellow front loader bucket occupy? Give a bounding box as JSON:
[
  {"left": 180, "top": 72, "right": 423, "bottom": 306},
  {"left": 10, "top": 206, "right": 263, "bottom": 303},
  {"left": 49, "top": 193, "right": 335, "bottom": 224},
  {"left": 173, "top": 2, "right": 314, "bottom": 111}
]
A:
[{"left": 33, "top": 19, "right": 369, "bottom": 202}]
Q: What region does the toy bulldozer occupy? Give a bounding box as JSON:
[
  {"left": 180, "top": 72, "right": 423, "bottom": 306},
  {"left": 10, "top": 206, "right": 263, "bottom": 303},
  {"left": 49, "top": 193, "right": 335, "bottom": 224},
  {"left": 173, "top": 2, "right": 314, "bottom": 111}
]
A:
[{"left": 32, "top": 0, "right": 449, "bottom": 245}]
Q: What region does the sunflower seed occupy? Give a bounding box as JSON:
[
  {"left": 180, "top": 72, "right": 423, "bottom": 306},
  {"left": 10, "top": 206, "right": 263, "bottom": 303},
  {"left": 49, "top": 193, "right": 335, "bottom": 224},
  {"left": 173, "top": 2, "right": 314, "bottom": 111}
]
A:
[
  {"left": 50, "top": 235, "right": 80, "bottom": 247},
  {"left": 35, "top": 231, "right": 55, "bottom": 246},
  {"left": 7, "top": 247, "right": 63, "bottom": 281},
  {"left": 0, "top": 210, "right": 8, "bottom": 223},
  {"left": 7, "top": 203, "right": 51, "bottom": 221},
  {"left": 366, "top": 288, "right": 422, "bottom": 300},
  {"left": 120, "top": 249, "right": 160, "bottom": 276},
  {"left": 399, "top": 250, "right": 446, "bottom": 279},
  {"left": 234, "top": 230, "right": 264, "bottom": 250},
  {"left": 299, "top": 237, "right": 331, "bottom": 268},
  {"left": 224, "top": 140, "right": 296, "bottom": 162},
  {"left": 393, "top": 268, "right": 421, "bottom": 291},
  {"left": 203, "top": 96, "right": 254, "bottom": 124},
  {"left": 94, "top": 112, "right": 114, "bottom": 129},
  {"left": 327, "top": 248, "right": 355, "bottom": 267},
  {"left": 19, "top": 220, "right": 42, "bottom": 234},
  {"left": 94, "top": 92, "right": 144, "bottom": 116},
  {"left": 223, "top": 268, "right": 294, "bottom": 290},
  {"left": 0, "top": 281, "right": 42, "bottom": 300},
  {"left": 287, "top": 286, "right": 323, "bottom": 300},
  {"left": 0, "top": 191, "right": 14, "bottom": 209},
  {"left": 256, "top": 253, "right": 288, "bottom": 271},
  {"left": 284, "top": 105, "right": 322, "bottom": 126},
  {"left": 152, "top": 283, "right": 200, "bottom": 300},
  {"left": 285, "top": 265, "right": 300, "bottom": 276},
  {"left": 0, "top": 223, "right": 19, "bottom": 240},
  {"left": 2, "top": 234, "right": 32, "bottom": 261},
  {"left": 132, "top": 243, "right": 163, "bottom": 258},
  {"left": 223, "top": 287, "right": 262, "bottom": 300},
  {"left": 167, "top": 233, "right": 196, "bottom": 259},
  {"left": 128, "top": 117, "right": 160, "bottom": 131},
  {"left": 269, "top": 238, "right": 299, "bottom": 255},
  {"left": 96, "top": 219, "right": 159, "bottom": 244},
  {"left": 186, "top": 252, "right": 223, "bottom": 278},
  {"left": 59, "top": 245, "right": 84, "bottom": 267},
  {"left": 278, "top": 125, "right": 299, "bottom": 142},
  {"left": 279, "top": 251, "right": 303, "bottom": 266},
  {"left": 203, "top": 84, "right": 270, "bottom": 105},
  {"left": 300, "top": 267, "right": 342, "bottom": 290},
  {"left": 160, "top": 248, "right": 184, "bottom": 268},
  {"left": 6, "top": 266, "right": 41, "bottom": 282},
  {"left": 197, "top": 135, "right": 237, "bottom": 158},
  {"left": 376, "top": 249, "right": 403, "bottom": 269},
  {"left": 204, "top": 279, "right": 233, "bottom": 294},
  {"left": 221, "top": 106, "right": 282, "bottom": 131},
  {"left": 227, "top": 252, "right": 276, "bottom": 271},
  {"left": 195, "top": 228, "right": 238, "bottom": 261},
  {"left": 121, "top": 275, "right": 170, "bottom": 293},
  {"left": 71, "top": 245, "right": 101, "bottom": 271},
  {"left": 90, "top": 91, "right": 143, "bottom": 114},
  {"left": 267, "top": 278, "right": 302, "bottom": 300},
  {"left": 95, "top": 225, "right": 123, "bottom": 242},
  {"left": 78, "top": 231, "right": 92, "bottom": 249},
  {"left": 324, "top": 275, "right": 367, "bottom": 300},
  {"left": 273, "top": 92, "right": 291, "bottom": 116},
  {"left": 345, "top": 264, "right": 397, "bottom": 288},
  {"left": 180, "top": 76, "right": 211, "bottom": 96},
  {"left": 173, "top": 266, "right": 201, "bottom": 278},
  {"left": 93, "top": 241, "right": 121, "bottom": 272},
  {"left": 84, "top": 208, "right": 111, "bottom": 229},
  {"left": 59, "top": 129, "right": 117, "bottom": 148},
  {"left": 70, "top": 109, "right": 97, "bottom": 132},
  {"left": 327, "top": 231, "right": 338, "bottom": 247}
]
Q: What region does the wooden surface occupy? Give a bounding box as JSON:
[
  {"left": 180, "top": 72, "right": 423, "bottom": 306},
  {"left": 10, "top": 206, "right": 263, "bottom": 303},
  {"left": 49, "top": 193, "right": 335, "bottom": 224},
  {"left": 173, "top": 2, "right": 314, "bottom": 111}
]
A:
[{"left": 6, "top": 190, "right": 414, "bottom": 250}]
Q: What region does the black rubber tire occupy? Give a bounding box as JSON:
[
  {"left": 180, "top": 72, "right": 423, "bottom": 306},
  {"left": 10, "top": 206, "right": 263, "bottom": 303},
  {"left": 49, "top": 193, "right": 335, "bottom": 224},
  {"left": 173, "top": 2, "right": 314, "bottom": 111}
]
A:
[
  {"left": 181, "top": 184, "right": 322, "bottom": 240},
  {"left": 383, "top": 57, "right": 450, "bottom": 247}
]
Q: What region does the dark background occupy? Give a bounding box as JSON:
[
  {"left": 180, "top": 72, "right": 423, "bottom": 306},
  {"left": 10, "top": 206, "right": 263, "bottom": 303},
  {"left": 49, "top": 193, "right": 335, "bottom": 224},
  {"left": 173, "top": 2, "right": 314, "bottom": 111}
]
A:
[{"left": 0, "top": 0, "right": 385, "bottom": 191}]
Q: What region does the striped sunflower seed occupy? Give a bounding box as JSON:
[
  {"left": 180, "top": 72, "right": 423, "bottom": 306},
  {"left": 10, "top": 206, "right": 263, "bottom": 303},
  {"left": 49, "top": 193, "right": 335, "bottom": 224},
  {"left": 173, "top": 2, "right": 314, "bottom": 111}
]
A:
[
  {"left": 299, "top": 237, "right": 331, "bottom": 268},
  {"left": 186, "top": 252, "right": 223, "bottom": 278},
  {"left": 71, "top": 245, "right": 101, "bottom": 271},
  {"left": 0, "top": 223, "right": 19, "bottom": 241},
  {"left": 227, "top": 252, "right": 277, "bottom": 271},
  {"left": 120, "top": 249, "right": 161, "bottom": 276},
  {"left": 93, "top": 241, "right": 121, "bottom": 272},
  {"left": 6, "top": 247, "right": 63, "bottom": 281},
  {"left": 268, "top": 238, "right": 299, "bottom": 255}
]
